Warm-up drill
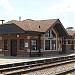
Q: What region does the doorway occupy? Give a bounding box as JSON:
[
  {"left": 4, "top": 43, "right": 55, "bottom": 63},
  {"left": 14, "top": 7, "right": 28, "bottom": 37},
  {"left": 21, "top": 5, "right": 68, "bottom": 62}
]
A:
[{"left": 11, "top": 39, "right": 17, "bottom": 56}]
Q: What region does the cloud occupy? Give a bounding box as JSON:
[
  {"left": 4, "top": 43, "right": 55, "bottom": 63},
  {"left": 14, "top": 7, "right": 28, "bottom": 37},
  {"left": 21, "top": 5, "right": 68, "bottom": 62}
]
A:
[
  {"left": 0, "top": 0, "right": 14, "bottom": 14},
  {"left": 48, "top": 0, "right": 75, "bottom": 29},
  {"left": 48, "top": 0, "right": 74, "bottom": 12}
]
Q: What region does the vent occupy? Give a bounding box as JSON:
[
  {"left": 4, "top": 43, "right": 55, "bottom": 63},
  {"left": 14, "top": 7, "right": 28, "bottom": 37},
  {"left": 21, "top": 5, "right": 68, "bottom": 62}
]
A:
[{"left": 39, "top": 25, "right": 40, "bottom": 28}]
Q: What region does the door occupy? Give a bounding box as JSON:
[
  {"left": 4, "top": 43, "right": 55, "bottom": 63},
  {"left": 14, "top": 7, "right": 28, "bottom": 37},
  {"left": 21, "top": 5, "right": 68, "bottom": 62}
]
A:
[
  {"left": 30, "top": 39, "right": 39, "bottom": 57},
  {"left": 11, "top": 39, "right": 17, "bottom": 56},
  {"left": 62, "top": 38, "right": 66, "bottom": 53}
]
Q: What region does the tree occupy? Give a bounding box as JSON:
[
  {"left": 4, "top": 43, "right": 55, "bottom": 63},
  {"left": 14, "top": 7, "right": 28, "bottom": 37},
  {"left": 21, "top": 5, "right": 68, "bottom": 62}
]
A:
[{"left": 66, "top": 27, "right": 74, "bottom": 30}]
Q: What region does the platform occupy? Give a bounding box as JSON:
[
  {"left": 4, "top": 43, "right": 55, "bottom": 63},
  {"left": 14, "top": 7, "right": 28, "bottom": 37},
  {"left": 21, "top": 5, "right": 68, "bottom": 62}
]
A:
[{"left": 0, "top": 53, "right": 75, "bottom": 65}]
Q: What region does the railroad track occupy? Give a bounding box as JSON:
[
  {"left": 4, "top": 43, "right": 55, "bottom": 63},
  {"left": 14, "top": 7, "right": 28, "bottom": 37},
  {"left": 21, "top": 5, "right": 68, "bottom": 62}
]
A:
[{"left": 0, "top": 55, "right": 75, "bottom": 75}]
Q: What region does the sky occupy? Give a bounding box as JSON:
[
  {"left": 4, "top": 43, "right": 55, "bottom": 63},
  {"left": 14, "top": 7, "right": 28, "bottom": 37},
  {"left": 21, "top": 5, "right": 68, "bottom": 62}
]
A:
[{"left": 0, "top": 0, "right": 75, "bottom": 29}]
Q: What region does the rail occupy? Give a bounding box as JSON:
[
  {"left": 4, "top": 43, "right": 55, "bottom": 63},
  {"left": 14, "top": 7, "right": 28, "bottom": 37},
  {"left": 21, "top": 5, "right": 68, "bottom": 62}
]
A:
[{"left": 0, "top": 54, "right": 75, "bottom": 75}]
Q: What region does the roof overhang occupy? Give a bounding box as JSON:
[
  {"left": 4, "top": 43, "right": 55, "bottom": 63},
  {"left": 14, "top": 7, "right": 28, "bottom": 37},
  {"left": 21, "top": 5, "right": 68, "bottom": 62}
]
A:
[{"left": 45, "top": 19, "right": 69, "bottom": 37}]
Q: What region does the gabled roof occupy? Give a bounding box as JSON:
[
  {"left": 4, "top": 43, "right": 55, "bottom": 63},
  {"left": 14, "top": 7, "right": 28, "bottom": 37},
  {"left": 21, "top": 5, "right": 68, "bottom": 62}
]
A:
[
  {"left": 0, "top": 19, "right": 68, "bottom": 37},
  {"left": 67, "top": 30, "right": 75, "bottom": 38},
  {"left": 5, "top": 19, "right": 57, "bottom": 32},
  {"left": 67, "top": 30, "right": 75, "bottom": 36},
  {"left": 53, "top": 20, "right": 69, "bottom": 37}
]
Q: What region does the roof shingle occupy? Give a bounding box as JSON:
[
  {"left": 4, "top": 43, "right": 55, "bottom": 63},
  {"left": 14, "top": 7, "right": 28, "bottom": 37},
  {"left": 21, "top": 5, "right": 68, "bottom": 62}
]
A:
[
  {"left": 67, "top": 30, "right": 75, "bottom": 36},
  {"left": 5, "top": 19, "right": 57, "bottom": 32}
]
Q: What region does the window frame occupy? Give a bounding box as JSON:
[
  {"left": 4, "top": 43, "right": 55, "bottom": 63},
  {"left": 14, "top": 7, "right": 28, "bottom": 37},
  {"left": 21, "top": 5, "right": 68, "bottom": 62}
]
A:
[
  {"left": 45, "top": 40, "right": 50, "bottom": 50},
  {"left": 45, "top": 31, "right": 50, "bottom": 37},
  {"left": 31, "top": 39, "right": 37, "bottom": 50},
  {"left": 20, "top": 39, "right": 24, "bottom": 50},
  {"left": 44, "top": 30, "right": 57, "bottom": 50},
  {"left": 4, "top": 39, "right": 8, "bottom": 50},
  {"left": 51, "top": 40, "right": 56, "bottom": 50}
]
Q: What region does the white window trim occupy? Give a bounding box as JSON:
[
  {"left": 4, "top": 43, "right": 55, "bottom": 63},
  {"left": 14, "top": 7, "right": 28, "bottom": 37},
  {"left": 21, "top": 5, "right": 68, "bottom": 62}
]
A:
[{"left": 44, "top": 29, "right": 58, "bottom": 51}]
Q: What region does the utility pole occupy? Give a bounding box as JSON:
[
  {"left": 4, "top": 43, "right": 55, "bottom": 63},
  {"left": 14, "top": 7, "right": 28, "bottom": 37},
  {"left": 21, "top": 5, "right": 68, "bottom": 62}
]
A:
[{"left": 0, "top": 20, "right": 5, "bottom": 24}]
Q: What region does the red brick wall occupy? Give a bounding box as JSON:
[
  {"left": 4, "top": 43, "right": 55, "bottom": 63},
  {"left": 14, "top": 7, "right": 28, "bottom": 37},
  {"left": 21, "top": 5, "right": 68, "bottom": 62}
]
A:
[
  {"left": 1, "top": 33, "right": 71, "bottom": 57},
  {"left": 42, "top": 51, "right": 59, "bottom": 56},
  {"left": 0, "top": 34, "right": 30, "bottom": 56},
  {"left": 0, "top": 34, "right": 41, "bottom": 57},
  {"left": 66, "top": 45, "right": 73, "bottom": 50}
]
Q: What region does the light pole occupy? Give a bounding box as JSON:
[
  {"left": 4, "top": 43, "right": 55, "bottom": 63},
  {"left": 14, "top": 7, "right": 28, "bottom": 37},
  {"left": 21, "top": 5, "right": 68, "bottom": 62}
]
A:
[{"left": 0, "top": 20, "right": 5, "bottom": 24}]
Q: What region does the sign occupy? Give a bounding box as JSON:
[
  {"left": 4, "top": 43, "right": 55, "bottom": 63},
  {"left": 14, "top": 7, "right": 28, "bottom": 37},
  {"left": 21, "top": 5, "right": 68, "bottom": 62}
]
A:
[
  {"left": 74, "top": 46, "right": 75, "bottom": 49},
  {"left": 0, "top": 49, "right": 2, "bottom": 51},
  {"left": 48, "top": 37, "right": 53, "bottom": 39},
  {"left": 27, "top": 36, "right": 30, "bottom": 39},
  {"left": 25, "top": 42, "right": 28, "bottom": 47},
  {"left": 0, "top": 37, "right": 2, "bottom": 40}
]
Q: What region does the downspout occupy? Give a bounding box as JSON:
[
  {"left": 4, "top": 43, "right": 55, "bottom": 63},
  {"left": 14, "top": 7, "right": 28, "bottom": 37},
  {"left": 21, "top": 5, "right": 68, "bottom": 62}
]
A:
[{"left": 38, "top": 34, "right": 41, "bottom": 56}]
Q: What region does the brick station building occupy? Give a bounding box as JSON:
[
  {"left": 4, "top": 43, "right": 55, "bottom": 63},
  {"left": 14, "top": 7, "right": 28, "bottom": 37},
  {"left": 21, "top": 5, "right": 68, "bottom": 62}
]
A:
[
  {"left": 66, "top": 30, "right": 75, "bottom": 50},
  {"left": 0, "top": 19, "right": 74, "bottom": 57}
]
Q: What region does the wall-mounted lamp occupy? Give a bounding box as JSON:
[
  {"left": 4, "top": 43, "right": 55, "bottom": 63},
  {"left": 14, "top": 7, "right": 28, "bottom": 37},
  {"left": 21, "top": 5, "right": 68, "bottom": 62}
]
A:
[{"left": 17, "top": 35, "right": 19, "bottom": 37}]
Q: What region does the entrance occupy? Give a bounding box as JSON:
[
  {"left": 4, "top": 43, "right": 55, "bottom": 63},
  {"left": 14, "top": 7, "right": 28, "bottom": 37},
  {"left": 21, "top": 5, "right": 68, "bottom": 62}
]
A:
[
  {"left": 11, "top": 39, "right": 17, "bottom": 56},
  {"left": 30, "top": 39, "right": 40, "bottom": 57},
  {"left": 62, "top": 38, "right": 66, "bottom": 53}
]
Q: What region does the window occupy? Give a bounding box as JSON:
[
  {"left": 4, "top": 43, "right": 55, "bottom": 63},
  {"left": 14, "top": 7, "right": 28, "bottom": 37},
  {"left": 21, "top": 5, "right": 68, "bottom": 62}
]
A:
[
  {"left": 66, "top": 40, "right": 68, "bottom": 44},
  {"left": 66, "top": 40, "right": 74, "bottom": 44},
  {"left": 51, "top": 40, "right": 56, "bottom": 50},
  {"left": 31, "top": 40, "right": 37, "bottom": 50},
  {"left": 20, "top": 39, "right": 24, "bottom": 50},
  {"left": 63, "top": 40, "right": 66, "bottom": 44},
  {"left": 4, "top": 39, "right": 8, "bottom": 50},
  {"left": 74, "top": 40, "right": 75, "bottom": 45},
  {"left": 68, "top": 40, "right": 70, "bottom": 44},
  {"left": 44, "top": 30, "right": 57, "bottom": 50},
  {"left": 72, "top": 40, "right": 74, "bottom": 44},
  {"left": 45, "top": 40, "right": 50, "bottom": 50},
  {"left": 52, "top": 31, "right": 56, "bottom": 38},
  {"left": 45, "top": 31, "right": 50, "bottom": 37},
  {"left": 70, "top": 40, "right": 73, "bottom": 44}
]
